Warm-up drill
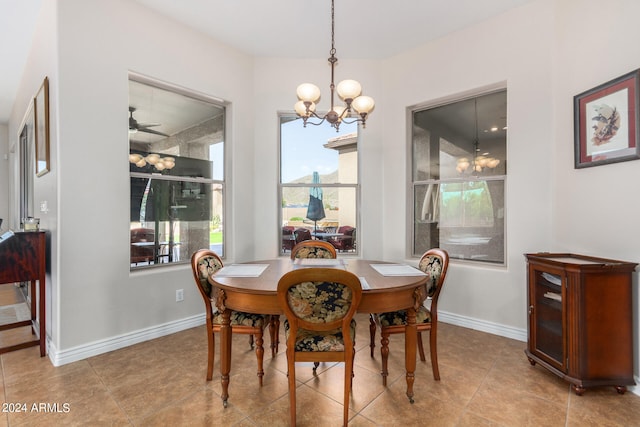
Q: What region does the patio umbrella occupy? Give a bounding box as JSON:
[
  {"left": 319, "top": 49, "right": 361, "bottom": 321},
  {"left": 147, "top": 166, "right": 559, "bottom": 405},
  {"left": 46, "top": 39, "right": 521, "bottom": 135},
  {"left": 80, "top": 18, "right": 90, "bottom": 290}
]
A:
[{"left": 306, "top": 171, "right": 325, "bottom": 233}]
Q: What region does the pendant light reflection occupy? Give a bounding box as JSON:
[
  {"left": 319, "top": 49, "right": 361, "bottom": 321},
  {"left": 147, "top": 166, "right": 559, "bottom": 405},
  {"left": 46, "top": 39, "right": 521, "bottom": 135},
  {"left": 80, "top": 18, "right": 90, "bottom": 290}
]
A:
[
  {"left": 456, "top": 99, "right": 500, "bottom": 175},
  {"left": 129, "top": 153, "right": 175, "bottom": 171}
]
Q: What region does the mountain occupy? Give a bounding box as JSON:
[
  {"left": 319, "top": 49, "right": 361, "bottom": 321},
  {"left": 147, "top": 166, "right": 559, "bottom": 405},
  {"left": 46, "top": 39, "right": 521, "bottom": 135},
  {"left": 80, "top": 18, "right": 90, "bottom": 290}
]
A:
[{"left": 283, "top": 170, "right": 339, "bottom": 207}]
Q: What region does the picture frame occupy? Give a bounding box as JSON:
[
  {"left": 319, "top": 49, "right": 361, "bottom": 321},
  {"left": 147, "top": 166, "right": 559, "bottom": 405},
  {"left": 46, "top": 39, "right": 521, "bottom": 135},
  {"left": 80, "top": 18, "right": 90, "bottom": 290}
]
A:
[
  {"left": 574, "top": 69, "right": 640, "bottom": 168},
  {"left": 34, "top": 76, "right": 50, "bottom": 177}
]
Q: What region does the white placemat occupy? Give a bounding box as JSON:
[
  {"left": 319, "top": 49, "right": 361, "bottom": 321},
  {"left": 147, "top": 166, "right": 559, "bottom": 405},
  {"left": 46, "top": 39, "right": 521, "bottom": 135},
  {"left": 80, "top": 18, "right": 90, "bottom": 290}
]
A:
[
  {"left": 370, "top": 264, "right": 426, "bottom": 276},
  {"left": 215, "top": 264, "right": 269, "bottom": 277},
  {"left": 292, "top": 258, "right": 347, "bottom": 267}
]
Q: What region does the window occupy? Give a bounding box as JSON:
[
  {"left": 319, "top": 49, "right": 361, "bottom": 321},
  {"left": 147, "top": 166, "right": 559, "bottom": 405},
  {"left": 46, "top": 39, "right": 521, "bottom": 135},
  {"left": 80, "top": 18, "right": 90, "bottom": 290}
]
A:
[
  {"left": 411, "top": 90, "right": 506, "bottom": 264},
  {"left": 279, "top": 116, "right": 359, "bottom": 255},
  {"left": 129, "top": 76, "right": 225, "bottom": 268}
]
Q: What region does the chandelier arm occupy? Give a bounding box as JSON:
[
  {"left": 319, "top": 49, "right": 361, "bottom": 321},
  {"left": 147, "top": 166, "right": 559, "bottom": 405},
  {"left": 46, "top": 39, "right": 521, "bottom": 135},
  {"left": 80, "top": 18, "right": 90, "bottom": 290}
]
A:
[{"left": 302, "top": 117, "right": 327, "bottom": 127}]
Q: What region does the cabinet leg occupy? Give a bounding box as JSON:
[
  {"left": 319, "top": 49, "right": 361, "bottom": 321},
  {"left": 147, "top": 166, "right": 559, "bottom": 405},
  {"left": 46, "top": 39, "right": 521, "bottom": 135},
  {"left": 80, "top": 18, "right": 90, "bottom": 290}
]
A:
[
  {"left": 572, "top": 385, "right": 586, "bottom": 396},
  {"left": 615, "top": 386, "right": 627, "bottom": 395},
  {"left": 526, "top": 357, "right": 536, "bottom": 366}
]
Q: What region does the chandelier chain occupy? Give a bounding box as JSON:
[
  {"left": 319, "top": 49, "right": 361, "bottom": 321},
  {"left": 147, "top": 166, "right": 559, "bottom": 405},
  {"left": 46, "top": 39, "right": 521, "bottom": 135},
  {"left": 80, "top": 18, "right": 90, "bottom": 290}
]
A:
[{"left": 330, "top": 0, "right": 336, "bottom": 56}]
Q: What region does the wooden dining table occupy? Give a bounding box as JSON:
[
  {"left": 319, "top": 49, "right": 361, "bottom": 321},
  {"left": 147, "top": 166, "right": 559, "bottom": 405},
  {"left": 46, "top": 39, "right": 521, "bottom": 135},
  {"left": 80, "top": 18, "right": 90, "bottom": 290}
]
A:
[{"left": 208, "top": 258, "right": 429, "bottom": 407}]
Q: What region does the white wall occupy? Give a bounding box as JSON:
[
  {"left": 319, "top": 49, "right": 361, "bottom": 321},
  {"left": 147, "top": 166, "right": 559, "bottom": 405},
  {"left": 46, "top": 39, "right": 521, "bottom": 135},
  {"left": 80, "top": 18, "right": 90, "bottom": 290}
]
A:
[
  {"left": 0, "top": 124, "right": 8, "bottom": 227},
  {"left": 8, "top": 0, "right": 256, "bottom": 360},
  {"left": 251, "top": 57, "right": 384, "bottom": 261},
  {"left": 379, "top": 0, "right": 555, "bottom": 335},
  {"left": 7, "top": 0, "right": 58, "bottom": 353},
  {"left": 552, "top": 0, "right": 640, "bottom": 383}
]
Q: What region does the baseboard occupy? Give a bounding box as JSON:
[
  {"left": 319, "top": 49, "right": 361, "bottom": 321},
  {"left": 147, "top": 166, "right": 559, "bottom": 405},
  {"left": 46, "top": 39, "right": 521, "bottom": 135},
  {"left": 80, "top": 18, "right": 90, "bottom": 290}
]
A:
[
  {"left": 632, "top": 377, "right": 640, "bottom": 396},
  {"left": 438, "top": 310, "right": 527, "bottom": 342},
  {"left": 47, "top": 313, "right": 205, "bottom": 367}
]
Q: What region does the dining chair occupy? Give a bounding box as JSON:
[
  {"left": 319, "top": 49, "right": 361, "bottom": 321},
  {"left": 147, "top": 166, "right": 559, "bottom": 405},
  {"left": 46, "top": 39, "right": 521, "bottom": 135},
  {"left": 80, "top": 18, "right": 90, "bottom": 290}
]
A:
[
  {"left": 191, "top": 249, "right": 275, "bottom": 385},
  {"left": 290, "top": 239, "right": 337, "bottom": 259},
  {"left": 369, "top": 248, "right": 449, "bottom": 385},
  {"left": 277, "top": 268, "right": 362, "bottom": 427},
  {"left": 289, "top": 239, "right": 338, "bottom": 371}
]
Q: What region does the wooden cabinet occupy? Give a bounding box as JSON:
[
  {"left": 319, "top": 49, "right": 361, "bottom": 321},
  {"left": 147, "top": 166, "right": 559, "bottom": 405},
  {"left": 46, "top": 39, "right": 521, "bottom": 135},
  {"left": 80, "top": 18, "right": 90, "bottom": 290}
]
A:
[
  {"left": 525, "top": 253, "right": 637, "bottom": 395},
  {"left": 0, "top": 231, "right": 47, "bottom": 356}
]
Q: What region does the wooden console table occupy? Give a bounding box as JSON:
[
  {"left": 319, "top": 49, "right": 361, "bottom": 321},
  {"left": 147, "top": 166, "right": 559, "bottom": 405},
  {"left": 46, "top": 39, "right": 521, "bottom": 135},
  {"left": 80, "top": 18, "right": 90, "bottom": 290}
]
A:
[{"left": 0, "top": 231, "right": 47, "bottom": 356}]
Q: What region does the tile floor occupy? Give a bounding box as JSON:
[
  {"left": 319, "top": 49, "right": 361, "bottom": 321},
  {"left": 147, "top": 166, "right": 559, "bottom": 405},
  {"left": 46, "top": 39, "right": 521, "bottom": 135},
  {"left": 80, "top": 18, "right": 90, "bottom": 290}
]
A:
[{"left": 0, "top": 287, "right": 639, "bottom": 426}]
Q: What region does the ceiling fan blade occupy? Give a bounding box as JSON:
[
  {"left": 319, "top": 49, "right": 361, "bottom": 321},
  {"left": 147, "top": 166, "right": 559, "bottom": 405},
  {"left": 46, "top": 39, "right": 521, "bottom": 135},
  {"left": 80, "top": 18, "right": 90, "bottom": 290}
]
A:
[
  {"left": 129, "top": 107, "right": 167, "bottom": 136},
  {"left": 138, "top": 127, "right": 170, "bottom": 137}
]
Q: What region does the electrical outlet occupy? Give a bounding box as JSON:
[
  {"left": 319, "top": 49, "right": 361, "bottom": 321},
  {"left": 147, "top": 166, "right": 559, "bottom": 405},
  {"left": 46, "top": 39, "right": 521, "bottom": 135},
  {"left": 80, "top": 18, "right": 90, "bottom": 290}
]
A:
[{"left": 176, "top": 289, "right": 184, "bottom": 302}]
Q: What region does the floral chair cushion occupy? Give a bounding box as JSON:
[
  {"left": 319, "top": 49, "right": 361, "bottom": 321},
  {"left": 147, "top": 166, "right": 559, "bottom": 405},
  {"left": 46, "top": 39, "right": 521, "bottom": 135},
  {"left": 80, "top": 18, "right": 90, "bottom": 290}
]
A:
[
  {"left": 196, "top": 255, "right": 224, "bottom": 296},
  {"left": 212, "top": 310, "right": 267, "bottom": 327},
  {"left": 418, "top": 255, "right": 443, "bottom": 297},
  {"left": 378, "top": 254, "right": 442, "bottom": 326},
  {"left": 284, "top": 320, "right": 357, "bottom": 351},
  {"left": 293, "top": 247, "right": 335, "bottom": 259},
  {"left": 197, "top": 254, "right": 266, "bottom": 327},
  {"left": 378, "top": 306, "right": 431, "bottom": 327},
  {"left": 284, "top": 280, "right": 356, "bottom": 351}
]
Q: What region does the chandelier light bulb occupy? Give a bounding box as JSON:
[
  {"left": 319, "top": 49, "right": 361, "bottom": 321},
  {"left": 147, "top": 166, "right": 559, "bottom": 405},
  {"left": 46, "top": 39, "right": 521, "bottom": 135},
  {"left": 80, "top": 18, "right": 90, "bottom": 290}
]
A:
[
  {"left": 146, "top": 153, "right": 160, "bottom": 165},
  {"left": 296, "top": 83, "right": 321, "bottom": 103},
  {"left": 163, "top": 157, "right": 176, "bottom": 169},
  {"left": 487, "top": 158, "right": 500, "bottom": 168},
  {"left": 336, "top": 79, "right": 362, "bottom": 101},
  {"left": 294, "top": 100, "right": 315, "bottom": 117},
  {"left": 457, "top": 158, "right": 470, "bottom": 172},
  {"left": 352, "top": 95, "right": 375, "bottom": 114}
]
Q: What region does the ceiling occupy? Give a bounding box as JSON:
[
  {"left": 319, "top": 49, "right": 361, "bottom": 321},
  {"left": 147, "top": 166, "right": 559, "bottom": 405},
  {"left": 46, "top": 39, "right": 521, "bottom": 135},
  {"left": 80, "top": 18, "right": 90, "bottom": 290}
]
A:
[
  {"left": 128, "top": 79, "right": 224, "bottom": 145},
  {"left": 1, "top": 0, "right": 534, "bottom": 124}
]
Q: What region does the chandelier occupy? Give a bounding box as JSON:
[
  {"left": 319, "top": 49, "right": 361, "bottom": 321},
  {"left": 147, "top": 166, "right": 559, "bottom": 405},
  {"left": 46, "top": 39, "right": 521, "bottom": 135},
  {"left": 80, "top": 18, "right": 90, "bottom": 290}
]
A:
[
  {"left": 456, "top": 99, "right": 500, "bottom": 175},
  {"left": 129, "top": 153, "right": 175, "bottom": 171},
  {"left": 294, "top": 0, "right": 375, "bottom": 131}
]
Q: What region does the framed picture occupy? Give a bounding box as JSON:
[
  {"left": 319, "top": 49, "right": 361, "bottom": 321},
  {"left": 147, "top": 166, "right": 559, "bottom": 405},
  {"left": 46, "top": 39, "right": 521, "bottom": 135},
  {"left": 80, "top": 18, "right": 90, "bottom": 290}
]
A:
[
  {"left": 34, "top": 76, "right": 50, "bottom": 177},
  {"left": 574, "top": 70, "right": 640, "bottom": 168}
]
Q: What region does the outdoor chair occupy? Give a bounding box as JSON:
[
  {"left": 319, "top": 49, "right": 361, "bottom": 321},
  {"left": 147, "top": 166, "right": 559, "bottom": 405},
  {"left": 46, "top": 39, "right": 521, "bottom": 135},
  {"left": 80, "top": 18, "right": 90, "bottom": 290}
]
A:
[
  {"left": 130, "top": 228, "right": 155, "bottom": 265},
  {"left": 282, "top": 226, "right": 296, "bottom": 251},
  {"left": 294, "top": 227, "right": 312, "bottom": 244},
  {"left": 329, "top": 226, "right": 356, "bottom": 252},
  {"left": 278, "top": 267, "right": 362, "bottom": 427},
  {"left": 191, "top": 249, "right": 276, "bottom": 384},
  {"left": 369, "top": 248, "right": 449, "bottom": 384}
]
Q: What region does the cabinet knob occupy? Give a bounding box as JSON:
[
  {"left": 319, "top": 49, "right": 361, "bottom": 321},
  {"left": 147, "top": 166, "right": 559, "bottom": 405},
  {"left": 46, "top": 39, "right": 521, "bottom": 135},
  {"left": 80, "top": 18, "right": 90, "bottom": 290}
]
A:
[{"left": 528, "top": 305, "right": 534, "bottom": 314}]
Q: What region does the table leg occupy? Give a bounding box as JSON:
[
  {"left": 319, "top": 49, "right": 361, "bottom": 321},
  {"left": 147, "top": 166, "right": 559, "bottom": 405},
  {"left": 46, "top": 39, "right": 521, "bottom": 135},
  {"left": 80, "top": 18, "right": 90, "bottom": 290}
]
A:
[
  {"left": 405, "top": 307, "right": 417, "bottom": 403},
  {"left": 220, "top": 309, "right": 232, "bottom": 407}
]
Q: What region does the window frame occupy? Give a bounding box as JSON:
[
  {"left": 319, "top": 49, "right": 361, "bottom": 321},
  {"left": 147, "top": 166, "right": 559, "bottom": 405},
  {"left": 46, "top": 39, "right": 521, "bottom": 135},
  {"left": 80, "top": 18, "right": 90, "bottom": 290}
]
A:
[
  {"left": 128, "top": 73, "right": 227, "bottom": 269},
  {"left": 278, "top": 113, "right": 360, "bottom": 256},
  {"left": 408, "top": 86, "right": 507, "bottom": 266}
]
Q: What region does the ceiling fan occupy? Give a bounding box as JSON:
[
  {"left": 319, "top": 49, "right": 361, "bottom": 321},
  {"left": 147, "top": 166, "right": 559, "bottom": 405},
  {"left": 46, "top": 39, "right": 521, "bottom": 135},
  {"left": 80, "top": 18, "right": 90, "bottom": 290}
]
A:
[{"left": 129, "top": 107, "right": 169, "bottom": 137}]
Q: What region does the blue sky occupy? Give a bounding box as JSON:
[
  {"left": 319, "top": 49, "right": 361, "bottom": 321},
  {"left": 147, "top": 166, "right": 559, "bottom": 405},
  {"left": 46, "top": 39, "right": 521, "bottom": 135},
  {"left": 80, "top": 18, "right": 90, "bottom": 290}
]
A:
[{"left": 281, "top": 118, "right": 357, "bottom": 183}]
